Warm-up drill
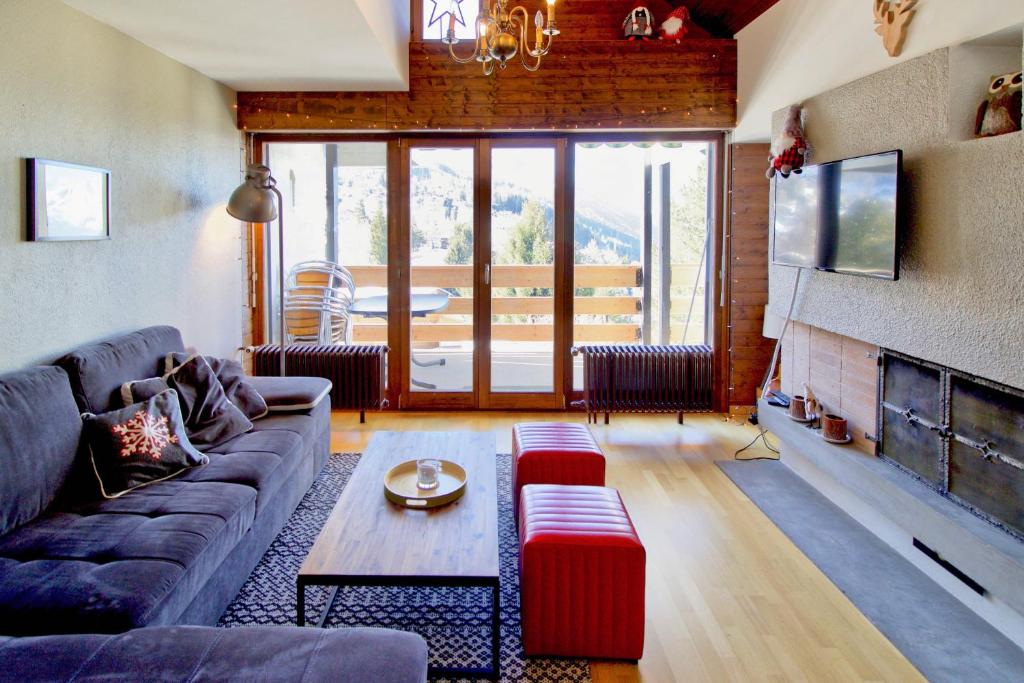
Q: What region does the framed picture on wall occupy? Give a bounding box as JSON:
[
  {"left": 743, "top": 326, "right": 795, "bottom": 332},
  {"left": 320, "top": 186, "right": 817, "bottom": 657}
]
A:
[{"left": 26, "top": 158, "right": 110, "bottom": 241}]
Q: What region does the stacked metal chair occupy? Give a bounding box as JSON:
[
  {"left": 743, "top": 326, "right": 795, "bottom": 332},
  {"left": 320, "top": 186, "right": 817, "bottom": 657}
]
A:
[{"left": 284, "top": 261, "right": 357, "bottom": 345}]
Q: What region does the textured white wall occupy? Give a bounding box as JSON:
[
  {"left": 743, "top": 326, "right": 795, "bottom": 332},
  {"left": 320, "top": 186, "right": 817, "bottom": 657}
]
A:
[
  {"left": 0, "top": 0, "right": 243, "bottom": 373},
  {"left": 736, "top": 0, "right": 1024, "bottom": 142},
  {"left": 768, "top": 50, "right": 1024, "bottom": 389}
]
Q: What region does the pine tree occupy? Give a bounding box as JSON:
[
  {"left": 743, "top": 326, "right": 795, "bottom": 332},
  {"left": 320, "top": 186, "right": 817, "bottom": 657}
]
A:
[
  {"left": 368, "top": 208, "right": 387, "bottom": 265},
  {"left": 446, "top": 222, "right": 473, "bottom": 265},
  {"left": 670, "top": 156, "right": 709, "bottom": 263},
  {"left": 502, "top": 200, "right": 552, "bottom": 297}
]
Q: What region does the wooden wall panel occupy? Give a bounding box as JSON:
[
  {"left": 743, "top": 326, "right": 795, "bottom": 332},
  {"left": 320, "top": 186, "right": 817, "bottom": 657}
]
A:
[
  {"left": 727, "top": 143, "right": 773, "bottom": 407},
  {"left": 237, "top": 40, "right": 736, "bottom": 131},
  {"left": 781, "top": 321, "right": 880, "bottom": 454}
]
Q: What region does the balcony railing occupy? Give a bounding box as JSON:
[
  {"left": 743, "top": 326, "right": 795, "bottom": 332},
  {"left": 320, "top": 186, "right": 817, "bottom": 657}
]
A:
[{"left": 334, "top": 263, "right": 703, "bottom": 345}]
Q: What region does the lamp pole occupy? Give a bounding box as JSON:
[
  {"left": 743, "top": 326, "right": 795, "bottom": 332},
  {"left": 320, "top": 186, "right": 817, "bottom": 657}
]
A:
[
  {"left": 227, "top": 164, "right": 287, "bottom": 377},
  {"left": 270, "top": 184, "right": 286, "bottom": 377}
]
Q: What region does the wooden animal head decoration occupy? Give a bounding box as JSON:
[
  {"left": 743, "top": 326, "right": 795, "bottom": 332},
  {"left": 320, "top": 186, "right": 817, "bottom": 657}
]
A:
[{"left": 873, "top": 0, "right": 918, "bottom": 57}]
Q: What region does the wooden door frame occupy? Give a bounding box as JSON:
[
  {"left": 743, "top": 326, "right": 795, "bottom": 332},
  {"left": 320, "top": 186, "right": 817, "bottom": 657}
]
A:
[
  {"left": 249, "top": 131, "right": 729, "bottom": 413},
  {"left": 481, "top": 138, "right": 566, "bottom": 411},
  {"left": 401, "top": 139, "right": 481, "bottom": 410}
]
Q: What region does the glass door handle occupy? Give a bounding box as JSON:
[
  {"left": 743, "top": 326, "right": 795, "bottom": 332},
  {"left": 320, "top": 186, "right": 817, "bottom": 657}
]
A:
[{"left": 484, "top": 263, "right": 491, "bottom": 285}]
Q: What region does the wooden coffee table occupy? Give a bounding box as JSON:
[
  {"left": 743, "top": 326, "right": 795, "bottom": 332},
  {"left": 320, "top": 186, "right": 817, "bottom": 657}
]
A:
[{"left": 297, "top": 431, "right": 500, "bottom": 680}]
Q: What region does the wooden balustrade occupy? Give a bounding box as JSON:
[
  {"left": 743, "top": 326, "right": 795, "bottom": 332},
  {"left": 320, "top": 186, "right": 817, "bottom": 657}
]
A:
[
  {"left": 340, "top": 264, "right": 644, "bottom": 289},
  {"left": 311, "top": 262, "right": 703, "bottom": 344},
  {"left": 352, "top": 324, "right": 641, "bottom": 344}
]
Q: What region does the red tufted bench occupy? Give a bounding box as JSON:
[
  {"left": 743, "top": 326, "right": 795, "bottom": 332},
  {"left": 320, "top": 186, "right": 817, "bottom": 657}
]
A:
[
  {"left": 511, "top": 423, "right": 605, "bottom": 518},
  {"left": 518, "top": 484, "right": 646, "bottom": 660}
]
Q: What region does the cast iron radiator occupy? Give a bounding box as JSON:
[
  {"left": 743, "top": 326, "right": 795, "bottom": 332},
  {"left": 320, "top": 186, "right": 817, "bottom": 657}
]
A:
[
  {"left": 248, "top": 344, "right": 388, "bottom": 423},
  {"left": 571, "top": 344, "right": 714, "bottom": 424}
]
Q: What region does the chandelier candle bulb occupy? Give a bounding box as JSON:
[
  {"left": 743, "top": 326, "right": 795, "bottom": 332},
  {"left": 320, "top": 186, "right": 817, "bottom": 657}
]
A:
[
  {"left": 535, "top": 11, "right": 543, "bottom": 51},
  {"left": 547, "top": 0, "right": 555, "bottom": 24}
]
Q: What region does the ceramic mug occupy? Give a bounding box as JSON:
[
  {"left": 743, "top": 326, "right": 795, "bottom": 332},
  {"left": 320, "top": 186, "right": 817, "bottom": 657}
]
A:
[
  {"left": 789, "top": 395, "right": 808, "bottom": 421},
  {"left": 416, "top": 459, "right": 443, "bottom": 490},
  {"left": 822, "top": 414, "right": 849, "bottom": 442}
]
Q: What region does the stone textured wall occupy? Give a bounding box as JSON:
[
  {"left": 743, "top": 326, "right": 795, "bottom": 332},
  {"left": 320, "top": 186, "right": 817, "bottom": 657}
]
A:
[
  {"left": 769, "top": 49, "right": 1024, "bottom": 390},
  {"left": 0, "top": 0, "right": 244, "bottom": 372}
]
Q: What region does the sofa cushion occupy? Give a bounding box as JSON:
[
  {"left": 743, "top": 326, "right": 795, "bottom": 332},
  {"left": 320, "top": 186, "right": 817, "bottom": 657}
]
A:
[
  {"left": 167, "top": 353, "right": 269, "bottom": 420},
  {"left": 0, "top": 625, "right": 429, "bottom": 683},
  {"left": 83, "top": 389, "right": 209, "bottom": 499},
  {"left": 0, "top": 480, "right": 255, "bottom": 636},
  {"left": 119, "top": 376, "right": 170, "bottom": 407},
  {"left": 182, "top": 428, "right": 306, "bottom": 515},
  {"left": 55, "top": 326, "right": 185, "bottom": 414},
  {"left": 245, "top": 375, "right": 332, "bottom": 412},
  {"left": 162, "top": 355, "right": 253, "bottom": 448},
  {"left": 0, "top": 367, "right": 83, "bottom": 536}
]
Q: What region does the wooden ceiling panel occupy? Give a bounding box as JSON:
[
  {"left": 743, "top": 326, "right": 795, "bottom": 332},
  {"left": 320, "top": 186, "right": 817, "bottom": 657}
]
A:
[
  {"left": 539, "top": 0, "right": 772, "bottom": 39},
  {"left": 449, "top": 1, "right": 777, "bottom": 40},
  {"left": 672, "top": 0, "right": 780, "bottom": 36}
]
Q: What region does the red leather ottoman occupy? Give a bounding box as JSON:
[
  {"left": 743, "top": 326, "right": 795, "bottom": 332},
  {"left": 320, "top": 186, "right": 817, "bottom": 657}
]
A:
[
  {"left": 518, "top": 484, "right": 646, "bottom": 660},
  {"left": 512, "top": 423, "right": 605, "bottom": 518}
]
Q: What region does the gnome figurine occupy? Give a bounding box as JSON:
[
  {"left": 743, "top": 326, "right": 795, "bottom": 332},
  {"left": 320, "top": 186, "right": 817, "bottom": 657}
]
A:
[
  {"left": 767, "top": 105, "right": 810, "bottom": 179},
  {"left": 623, "top": 6, "right": 655, "bottom": 40},
  {"left": 659, "top": 6, "right": 690, "bottom": 42}
]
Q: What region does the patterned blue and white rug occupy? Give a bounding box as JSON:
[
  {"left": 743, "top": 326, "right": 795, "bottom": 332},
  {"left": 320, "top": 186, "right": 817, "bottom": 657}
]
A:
[{"left": 219, "top": 452, "right": 590, "bottom": 683}]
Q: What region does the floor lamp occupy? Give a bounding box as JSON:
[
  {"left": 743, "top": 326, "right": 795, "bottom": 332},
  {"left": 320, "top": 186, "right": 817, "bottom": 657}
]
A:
[{"left": 227, "top": 164, "right": 287, "bottom": 376}]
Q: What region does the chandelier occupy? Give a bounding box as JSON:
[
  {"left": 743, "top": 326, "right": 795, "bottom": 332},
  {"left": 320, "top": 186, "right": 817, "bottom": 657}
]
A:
[{"left": 443, "top": 0, "right": 559, "bottom": 74}]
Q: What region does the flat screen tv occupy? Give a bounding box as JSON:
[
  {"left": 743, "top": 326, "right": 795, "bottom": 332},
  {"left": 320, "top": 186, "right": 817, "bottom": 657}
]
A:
[{"left": 772, "top": 150, "right": 902, "bottom": 280}]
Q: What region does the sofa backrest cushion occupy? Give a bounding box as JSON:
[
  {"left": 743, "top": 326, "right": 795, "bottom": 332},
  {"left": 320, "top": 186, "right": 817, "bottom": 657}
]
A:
[
  {"left": 55, "top": 326, "right": 185, "bottom": 414},
  {"left": 0, "top": 367, "right": 83, "bottom": 535}
]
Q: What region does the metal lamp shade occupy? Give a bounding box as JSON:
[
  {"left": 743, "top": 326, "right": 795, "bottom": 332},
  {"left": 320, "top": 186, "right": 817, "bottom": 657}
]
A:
[{"left": 226, "top": 165, "right": 279, "bottom": 223}]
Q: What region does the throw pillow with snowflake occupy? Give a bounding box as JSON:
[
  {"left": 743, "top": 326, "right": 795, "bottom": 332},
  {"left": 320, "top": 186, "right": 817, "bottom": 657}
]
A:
[{"left": 82, "top": 389, "right": 209, "bottom": 498}]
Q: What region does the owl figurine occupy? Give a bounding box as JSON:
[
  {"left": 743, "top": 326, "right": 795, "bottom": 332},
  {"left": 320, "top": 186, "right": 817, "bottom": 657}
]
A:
[{"left": 975, "top": 70, "right": 1022, "bottom": 137}]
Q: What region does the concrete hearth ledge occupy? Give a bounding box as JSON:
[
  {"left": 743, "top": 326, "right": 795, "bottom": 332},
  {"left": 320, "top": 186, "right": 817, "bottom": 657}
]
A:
[{"left": 759, "top": 400, "right": 1024, "bottom": 641}]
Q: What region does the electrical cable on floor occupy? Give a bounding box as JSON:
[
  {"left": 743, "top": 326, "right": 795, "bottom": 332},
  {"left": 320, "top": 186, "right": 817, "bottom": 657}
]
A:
[
  {"left": 734, "top": 269, "right": 803, "bottom": 462},
  {"left": 734, "top": 429, "right": 780, "bottom": 460}
]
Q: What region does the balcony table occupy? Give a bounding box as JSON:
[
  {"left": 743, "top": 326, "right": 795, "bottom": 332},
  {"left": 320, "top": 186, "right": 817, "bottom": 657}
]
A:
[{"left": 350, "top": 293, "right": 451, "bottom": 389}]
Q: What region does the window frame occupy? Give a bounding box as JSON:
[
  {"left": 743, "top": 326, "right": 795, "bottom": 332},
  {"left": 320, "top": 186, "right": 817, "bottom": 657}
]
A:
[{"left": 249, "top": 131, "right": 727, "bottom": 412}]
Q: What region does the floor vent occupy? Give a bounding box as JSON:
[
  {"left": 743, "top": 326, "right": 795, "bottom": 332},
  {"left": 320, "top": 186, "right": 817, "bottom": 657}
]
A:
[{"left": 913, "top": 538, "right": 986, "bottom": 596}]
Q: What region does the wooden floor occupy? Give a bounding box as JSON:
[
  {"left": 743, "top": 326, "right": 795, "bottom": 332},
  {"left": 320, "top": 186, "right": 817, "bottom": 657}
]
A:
[{"left": 330, "top": 411, "right": 924, "bottom": 683}]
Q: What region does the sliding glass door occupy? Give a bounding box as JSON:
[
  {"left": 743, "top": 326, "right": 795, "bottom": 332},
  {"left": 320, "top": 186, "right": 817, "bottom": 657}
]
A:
[
  {"left": 256, "top": 134, "right": 722, "bottom": 411},
  {"left": 480, "top": 141, "right": 564, "bottom": 409},
  {"left": 403, "top": 143, "right": 477, "bottom": 406},
  {"left": 571, "top": 141, "right": 714, "bottom": 390},
  {"left": 262, "top": 141, "right": 389, "bottom": 346},
  {"left": 399, "top": 140, "right": 564, "bottom": 409}
]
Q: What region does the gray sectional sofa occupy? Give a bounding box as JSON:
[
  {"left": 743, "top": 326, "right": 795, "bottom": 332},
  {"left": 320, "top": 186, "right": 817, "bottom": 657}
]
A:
[
  {"left": 0, "top": 326, "right": 427, "bottom": 682},
  {"left": 0, "top": 626, "right": 428, "bottom": 683}
]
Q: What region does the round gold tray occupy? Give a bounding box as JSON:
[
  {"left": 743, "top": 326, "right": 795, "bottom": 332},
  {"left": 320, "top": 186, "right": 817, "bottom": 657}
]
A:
[{"left": 383, "top": 460, "right": 467, "bottom": 509}]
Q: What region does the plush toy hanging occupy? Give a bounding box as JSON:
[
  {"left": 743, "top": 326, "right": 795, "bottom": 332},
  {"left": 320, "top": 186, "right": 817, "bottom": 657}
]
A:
[
  {"left": 767, "top": 105, "right": 810, "bottom": 179},
  {"left": 623, "top": 6, "right": 655, "bottom": 40},
  {"left": 659, "top": 6, "right": 690, "bottom": 42},
  {"left": 975, "top": 70, "right": 1022, "bottom": 137}
]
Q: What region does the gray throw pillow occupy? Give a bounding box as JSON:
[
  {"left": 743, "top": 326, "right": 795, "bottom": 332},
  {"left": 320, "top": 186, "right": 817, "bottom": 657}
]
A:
[
  {"left": 166, "top": 353, "right": 268, "bottom": 420},
  {"left": 83, "top": 389, "right": 208, "bottom": 499},
  {"left": 120, "top": 377, "right": 170, "bottom": 406},
  {"left": 163, "top": 354, "right": 253, "bottom": 448}
]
